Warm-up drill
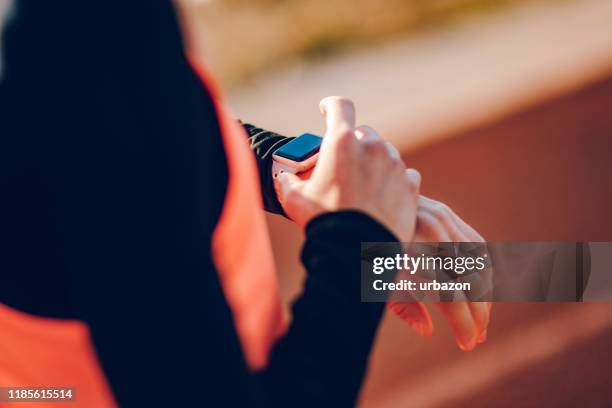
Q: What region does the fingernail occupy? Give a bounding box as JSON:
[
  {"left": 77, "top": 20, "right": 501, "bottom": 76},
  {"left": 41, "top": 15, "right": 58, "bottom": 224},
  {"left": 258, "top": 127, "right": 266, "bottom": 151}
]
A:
[
  {"left": 458, "top": 333, "right": 477, "bottom": 351},
  {"left": 477, "top": 330, "right": 488, "bottom": 344}
]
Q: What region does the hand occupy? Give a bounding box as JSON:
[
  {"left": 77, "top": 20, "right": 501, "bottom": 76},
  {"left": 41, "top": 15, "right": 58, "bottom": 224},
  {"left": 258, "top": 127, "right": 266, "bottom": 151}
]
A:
[
  {"left": 276, "top": 96, "right": 421, "bottom": 242},
  {"left": 389, "top": 196, "right": 492, "bottom": 351}
]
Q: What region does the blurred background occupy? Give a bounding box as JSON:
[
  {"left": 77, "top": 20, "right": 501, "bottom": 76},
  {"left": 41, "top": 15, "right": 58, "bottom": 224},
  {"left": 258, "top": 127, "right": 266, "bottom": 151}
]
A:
[{"left": 177, "top": 0, "right": 612, "bottom": 406}]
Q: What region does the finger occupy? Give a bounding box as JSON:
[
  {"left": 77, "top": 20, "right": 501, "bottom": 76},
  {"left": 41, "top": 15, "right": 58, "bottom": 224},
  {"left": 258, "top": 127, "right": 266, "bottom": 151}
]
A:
[
  {"left": 421, "top": 195, "right": 483, "bottom": 242},
  {"left": 468, "top": 301, "right": 490, "bottom": 341},
  {"left": 354, "top": 126, "right": 403, "bottom": 161},
  {"left": 414, "top": 210, "right": 451, "bottom": 243},
  {"left": 439, "top": 199, "right": 484, "bottom": 242},
  {"left": 319, "top": 96, "right": 356, "bottom": 137},
  {"left": 419, "top": 196, "right": 468, "bottom": 242},
  {"left": 478, "top": 302, "right": 493, "bottom": 343},
  {"left": 419, "top": 197, "right": 490, "bottom": 300},
  {"left": 277, "top": 172, "right": 304, "bottom": 201},
  {"left": 454, "top": 215, "right": 485, "bottom": 242},
  {"left": 436, "top": 302, "right": 479, "bottom": 351},
  {"left": 388, "top": 301, "right": 433, "bottom": 337}
]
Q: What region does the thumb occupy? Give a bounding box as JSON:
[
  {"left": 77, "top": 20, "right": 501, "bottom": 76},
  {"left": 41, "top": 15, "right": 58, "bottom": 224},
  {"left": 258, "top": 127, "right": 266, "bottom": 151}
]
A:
[
  {"left": 278, "top": 172, "right": 304, "bottom": 201},
  {"left": 319, "top": 96, "right": 356, "bottom": 138}
]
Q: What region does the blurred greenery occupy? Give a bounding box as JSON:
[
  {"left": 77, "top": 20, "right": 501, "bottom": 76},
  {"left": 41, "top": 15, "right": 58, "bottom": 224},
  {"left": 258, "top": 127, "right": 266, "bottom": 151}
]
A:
[{"left": 180, "top": 0, "right": 547, "bottom": 86}]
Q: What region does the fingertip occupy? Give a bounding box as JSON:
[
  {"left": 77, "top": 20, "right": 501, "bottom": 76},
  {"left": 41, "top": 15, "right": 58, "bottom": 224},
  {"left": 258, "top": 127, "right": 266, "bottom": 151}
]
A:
[
  {"left": 457, "top": 330, "right": 478, "bottom": 351},
  {"left": 319, "top": 95, "right": 354, "bottom": 114},
  {"left": 319, "top": 96, "right": 356, "bottom": 134},
  {"left": 458, "top": 339, "right": 477, "bottom": 352},
  {"left": 319, "top": 97, "right": 329, "bottom": 115},
  {"left": 437, "top": 302, "right": 478, "bottom": 352}
]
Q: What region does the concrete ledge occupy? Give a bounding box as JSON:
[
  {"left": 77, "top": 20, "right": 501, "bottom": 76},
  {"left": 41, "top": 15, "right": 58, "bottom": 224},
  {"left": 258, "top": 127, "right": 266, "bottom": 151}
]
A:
[{"left": 229, "top": 0, "right": 612, "bottom": 152}]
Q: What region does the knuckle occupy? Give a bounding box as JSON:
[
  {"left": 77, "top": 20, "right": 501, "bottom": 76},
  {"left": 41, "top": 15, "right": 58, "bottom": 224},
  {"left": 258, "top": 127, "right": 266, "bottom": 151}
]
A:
[
  {"left": 405, "top": 168, "right": 422, "bottom": 190},
  {"left": 417, "top": 212, "right": 439, "bottom": 238},
  {"left": 358, "top": 125, "right": 378, "bottom": 137},
  {"left": 392, "top": 156, "right": 405, "bottom": 170},
  {"left": 385, "top": 141, "right": 400, "bottom": 158},
  {"left": 364, "top": 140, "right": 387, "bottom": 156},
  {"left": 406, "top": 176, "right": 420, "bottom": 194},
  {"left": 403, "top": 168, "right": 420, "bottom": 194},
  {"left": 390, "top": 158, "right": 406, "bottom": 177},
  {"left": 407, "top": 167, "right": 421, "bottom": 180},
  {"left": 431, "top": 201, "right": 449, "bottom": 218}
]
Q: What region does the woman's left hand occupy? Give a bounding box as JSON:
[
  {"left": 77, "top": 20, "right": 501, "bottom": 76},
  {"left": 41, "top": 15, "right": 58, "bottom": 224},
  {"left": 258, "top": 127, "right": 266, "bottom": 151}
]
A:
[{"left": 388, "top": 194, "right": 491, "bottom": 351}]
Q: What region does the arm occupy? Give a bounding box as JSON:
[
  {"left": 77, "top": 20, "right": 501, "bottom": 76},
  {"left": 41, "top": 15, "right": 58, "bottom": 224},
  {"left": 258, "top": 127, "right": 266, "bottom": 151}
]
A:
[{"left": 258, "top": 212, "right": 397, "bottom": 407}]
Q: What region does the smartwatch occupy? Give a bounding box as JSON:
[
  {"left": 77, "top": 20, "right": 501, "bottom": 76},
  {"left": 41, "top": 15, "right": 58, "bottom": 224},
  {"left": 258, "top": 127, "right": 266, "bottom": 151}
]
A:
[{"left": 272, "top": 133, "right": 323, "bottom": 179}]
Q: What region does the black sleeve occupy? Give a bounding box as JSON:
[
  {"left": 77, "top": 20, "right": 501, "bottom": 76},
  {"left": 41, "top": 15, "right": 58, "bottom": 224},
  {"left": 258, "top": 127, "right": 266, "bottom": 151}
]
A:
[
  {"left": 258, "top": 211, "right": 398, "bottom": 407},
  {"left": 242, "top": 122, "right": 293, "bottom": 215}
]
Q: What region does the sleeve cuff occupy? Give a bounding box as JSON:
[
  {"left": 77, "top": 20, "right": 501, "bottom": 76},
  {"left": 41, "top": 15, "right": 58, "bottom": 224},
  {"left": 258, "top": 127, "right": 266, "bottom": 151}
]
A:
[{"left": 305, "top": 210, "right": 399, "bottom": 243}]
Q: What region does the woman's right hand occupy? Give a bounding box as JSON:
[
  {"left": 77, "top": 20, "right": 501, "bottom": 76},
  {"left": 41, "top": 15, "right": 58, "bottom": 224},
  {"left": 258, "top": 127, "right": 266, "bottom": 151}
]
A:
[{"left": 277, "top": 96, "right": 421, "bottom": 243}]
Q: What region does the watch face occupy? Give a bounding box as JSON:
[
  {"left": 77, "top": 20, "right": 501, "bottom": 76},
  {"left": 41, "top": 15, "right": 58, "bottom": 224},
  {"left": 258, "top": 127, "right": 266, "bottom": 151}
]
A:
[{"left": 274, "top": 133, "right": 322, "bottom": 161}]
